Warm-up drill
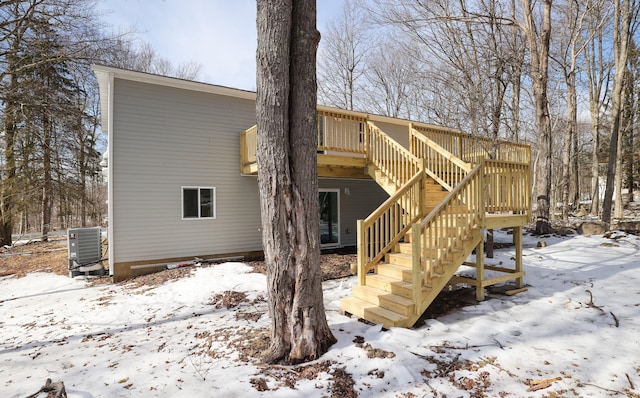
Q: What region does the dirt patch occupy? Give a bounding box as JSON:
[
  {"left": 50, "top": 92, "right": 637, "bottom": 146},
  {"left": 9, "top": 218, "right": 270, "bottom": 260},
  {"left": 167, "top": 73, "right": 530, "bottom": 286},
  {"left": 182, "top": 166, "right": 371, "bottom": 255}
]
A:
[
  {"left": 248, "top": 251, "right": 355, "bottom": 281},
  {"left": 0, "top": 238, "right": 68, "bottom": 278}
]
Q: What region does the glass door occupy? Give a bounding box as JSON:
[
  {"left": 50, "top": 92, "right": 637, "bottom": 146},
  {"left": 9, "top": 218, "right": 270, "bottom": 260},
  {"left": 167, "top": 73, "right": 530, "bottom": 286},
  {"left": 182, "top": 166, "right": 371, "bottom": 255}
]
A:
[{"left": 319, "top": 190, "right": 339, "bottom": 246}]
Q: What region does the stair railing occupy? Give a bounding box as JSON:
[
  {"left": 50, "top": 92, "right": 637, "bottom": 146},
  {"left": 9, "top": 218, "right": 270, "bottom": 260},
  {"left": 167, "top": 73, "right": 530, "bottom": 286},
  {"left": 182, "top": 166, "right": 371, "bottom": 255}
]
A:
[
  {"left": 410, "top": 124, "right": 472, "bottom": 191},
  {"left": 356, "top": 122, "right": 427, "bottom": 286},
  {"left": 357, "top": 170, "right": 425, "bottom": 286},
  {"left": 367, "top": 121, "right": 422, "bottom": 188},
  {"left": 414, "top": 159, "right": 485, "bottom": 290}
]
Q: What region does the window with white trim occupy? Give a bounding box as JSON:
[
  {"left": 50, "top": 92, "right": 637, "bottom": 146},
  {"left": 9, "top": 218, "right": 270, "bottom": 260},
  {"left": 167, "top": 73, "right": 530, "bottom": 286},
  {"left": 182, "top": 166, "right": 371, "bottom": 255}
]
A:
[{"left": 182, "top": 187, "right": 216, "bottom": 219}]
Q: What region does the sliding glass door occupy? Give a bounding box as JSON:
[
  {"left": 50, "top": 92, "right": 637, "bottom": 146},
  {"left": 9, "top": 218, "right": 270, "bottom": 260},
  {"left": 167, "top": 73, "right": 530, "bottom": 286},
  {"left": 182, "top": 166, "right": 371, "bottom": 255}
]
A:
[{"left": 319, "top": 190, "right": 339, "bottom": 246}]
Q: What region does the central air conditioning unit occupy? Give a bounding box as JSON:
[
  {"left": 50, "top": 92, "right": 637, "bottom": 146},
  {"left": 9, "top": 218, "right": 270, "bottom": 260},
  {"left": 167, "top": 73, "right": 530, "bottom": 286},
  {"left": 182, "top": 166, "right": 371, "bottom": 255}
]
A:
[{"left": 67, "top": 227, "right": 105, "bottom": 277}]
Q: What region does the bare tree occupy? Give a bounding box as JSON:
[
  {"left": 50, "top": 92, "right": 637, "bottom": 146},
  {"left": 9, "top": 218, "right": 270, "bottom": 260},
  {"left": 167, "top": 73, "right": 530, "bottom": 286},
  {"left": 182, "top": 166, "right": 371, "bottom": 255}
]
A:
[
  {"left": 317, "top": 0, "right": 370, "bottom": 110},
  {"left": 602, "top": 0, "right": 638, "bottom": 224},
  {"left": 583, "top": 1, "right": 613, "bottom": 215},
  {"left": 521, "top": 0, "right": 554, "bottom": 234},
  {"left": 552, "top": 0, "right": 608, "bottom": 222},
  {"left": 255, "top": 0, "right": 336, "bottom": 364}
]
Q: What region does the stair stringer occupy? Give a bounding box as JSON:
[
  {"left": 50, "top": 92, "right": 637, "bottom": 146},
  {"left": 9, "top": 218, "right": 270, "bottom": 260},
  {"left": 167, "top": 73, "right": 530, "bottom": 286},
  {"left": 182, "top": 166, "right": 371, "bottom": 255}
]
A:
[{"left": 405, "top": 229, "right": 483, "bottom": 327}]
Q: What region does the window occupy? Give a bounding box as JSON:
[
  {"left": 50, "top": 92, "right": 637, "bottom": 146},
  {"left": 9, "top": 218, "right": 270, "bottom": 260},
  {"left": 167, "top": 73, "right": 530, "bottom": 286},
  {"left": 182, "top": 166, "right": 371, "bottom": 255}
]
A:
[{"left": 182, "top": 187, "right": 215, "bottom": 219}]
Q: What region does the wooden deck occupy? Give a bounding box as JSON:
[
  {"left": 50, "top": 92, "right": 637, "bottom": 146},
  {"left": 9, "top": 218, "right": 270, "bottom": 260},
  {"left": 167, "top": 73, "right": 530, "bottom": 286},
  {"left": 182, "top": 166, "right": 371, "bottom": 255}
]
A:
[{"left": 241, "top": 108, "right": 531, "bottom": 328}]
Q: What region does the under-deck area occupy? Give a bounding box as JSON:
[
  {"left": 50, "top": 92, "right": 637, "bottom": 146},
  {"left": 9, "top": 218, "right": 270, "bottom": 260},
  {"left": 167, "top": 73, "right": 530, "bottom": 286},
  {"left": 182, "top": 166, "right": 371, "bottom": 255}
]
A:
[{"left": 240, "top": 107, "right": 532, "bottom": 328}]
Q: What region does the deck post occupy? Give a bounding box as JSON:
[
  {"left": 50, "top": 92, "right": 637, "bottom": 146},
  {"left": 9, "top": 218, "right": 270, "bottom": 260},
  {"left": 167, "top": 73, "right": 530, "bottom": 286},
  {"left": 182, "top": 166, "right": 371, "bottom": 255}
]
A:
[
  {"left": 240, "top": 132, "right": 246, "bottom": 173},
  {"left": 475, "top": 233, "right": 485, "bottom": 301},
  {"left": 357, "top": 219, "right": 366, "bottom": 286},
  {"left": 411, "top": 225, "right": 422, "bottom": 310},
  {"left": 514, "top": 225, "right": 524, "bottom": 288}
]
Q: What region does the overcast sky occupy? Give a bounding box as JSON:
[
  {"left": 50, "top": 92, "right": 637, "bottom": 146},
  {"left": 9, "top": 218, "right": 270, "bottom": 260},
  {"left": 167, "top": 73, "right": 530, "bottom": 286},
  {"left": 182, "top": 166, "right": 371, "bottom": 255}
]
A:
[{"left": 99, "top": 0, "right": 344, "bottom": 91}]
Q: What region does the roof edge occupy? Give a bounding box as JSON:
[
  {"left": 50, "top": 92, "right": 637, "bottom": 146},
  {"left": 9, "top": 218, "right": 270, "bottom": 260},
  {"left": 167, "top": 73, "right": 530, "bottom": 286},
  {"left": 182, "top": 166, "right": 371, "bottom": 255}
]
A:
[{"left": 91, "top": 64, "right": 257, "bottom": 101}]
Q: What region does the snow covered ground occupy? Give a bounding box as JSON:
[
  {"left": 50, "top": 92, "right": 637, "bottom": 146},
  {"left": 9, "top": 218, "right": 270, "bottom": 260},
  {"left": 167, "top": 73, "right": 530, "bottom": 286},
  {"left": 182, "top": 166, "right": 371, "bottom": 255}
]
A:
[{"left": 2, "top": 230, "right": 640, "bottom": 397}]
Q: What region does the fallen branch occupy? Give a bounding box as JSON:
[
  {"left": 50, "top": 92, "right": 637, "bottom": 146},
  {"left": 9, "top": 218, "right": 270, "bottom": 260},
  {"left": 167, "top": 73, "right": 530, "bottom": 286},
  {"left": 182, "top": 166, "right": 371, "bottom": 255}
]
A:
[
  {"left": 585, "top": 290, "right": 605, "bottom": 313},
  {"left": 26, "top": 378, "right": 67, "bottom": 398},
  {"left": 625, "top": 373, "right": 634, "bottom": 390},
  {"left": 610, "top": 311, "right": 620, "bottom": 327}
]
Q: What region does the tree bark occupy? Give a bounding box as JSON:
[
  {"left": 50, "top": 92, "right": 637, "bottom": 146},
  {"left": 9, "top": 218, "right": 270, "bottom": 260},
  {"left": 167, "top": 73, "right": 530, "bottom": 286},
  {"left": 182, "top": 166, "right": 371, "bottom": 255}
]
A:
[
  {"left": 521, "top": 0, "right": 554, "bottom": 235},
  {"left": 602, "top": 0, "right": 633, "bottom": 224},
  {"left": 256, "top": 0, "right": 336, "bottom": 365}
]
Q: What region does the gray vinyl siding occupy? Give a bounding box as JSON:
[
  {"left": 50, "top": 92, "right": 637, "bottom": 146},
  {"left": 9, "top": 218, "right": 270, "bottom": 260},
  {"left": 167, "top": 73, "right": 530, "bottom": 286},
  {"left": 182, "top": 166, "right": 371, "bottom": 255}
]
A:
[
  {"left": 318, "top": 179, "right": 388, "bottom": 247},
  {"left": 373, "top": 120, "right": 411, "bottom": 150},
  {"left": 112, "top": 79, "right": 261, "bottom": 263}
]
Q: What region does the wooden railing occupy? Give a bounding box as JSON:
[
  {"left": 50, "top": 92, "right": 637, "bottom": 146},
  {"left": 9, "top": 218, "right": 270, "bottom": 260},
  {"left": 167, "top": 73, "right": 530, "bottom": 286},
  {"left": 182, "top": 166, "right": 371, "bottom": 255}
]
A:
[
  {"left": 317, "top": 110, "right": 367, "bottom": 154},
  {"left": 413, "top": 160, "right": 484, "bottom": 295},
  {"left": 484, "top": 160, "right": 531, "bottom": 214},
  {"left": 367, "top": 121, "right": 422, "bottom": 188},
  {"left": 409, "top": 125, "right": 472, "bottom": 191},
  {"left": 357, "top": 171, "right": 425, "bottom": 285},
  {"left": 240, "top": 125, "right": 257, "bottom": 170},
  {"left": 412, "top": 124, "right": 531, "bottom": 164}
]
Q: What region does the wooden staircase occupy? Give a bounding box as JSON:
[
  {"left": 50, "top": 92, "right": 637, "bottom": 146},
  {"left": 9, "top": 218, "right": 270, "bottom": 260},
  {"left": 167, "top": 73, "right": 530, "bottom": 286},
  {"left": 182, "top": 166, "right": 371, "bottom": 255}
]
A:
[
  {"left": 340, "top": 122, "right": 525, "bottom": 329},
  {"left": 240, "top": 109, "right": 530, "bottom": 330}
]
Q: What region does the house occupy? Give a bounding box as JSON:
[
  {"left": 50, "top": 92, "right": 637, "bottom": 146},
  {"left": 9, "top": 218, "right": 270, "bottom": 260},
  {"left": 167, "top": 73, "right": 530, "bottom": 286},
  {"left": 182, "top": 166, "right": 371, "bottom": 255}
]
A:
[{"left": 93, "top": 65, "right": 532, "bottom": 328}]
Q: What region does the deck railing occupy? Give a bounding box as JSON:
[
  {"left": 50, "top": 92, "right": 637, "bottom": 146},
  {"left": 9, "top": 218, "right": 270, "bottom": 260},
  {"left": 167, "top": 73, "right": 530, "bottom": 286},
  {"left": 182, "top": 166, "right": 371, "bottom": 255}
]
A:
[
  {"left": 317, "top": 110, "right": 367, "bottom": 154},
  {"left": 240, "top": 125, "right": 257, "bottom": 170},
  {"left": 409, "top": 124, "right": 472, "bottom": 191},
  {"left": 412, "top": 124, "right": 531, "bottom": 164},
  {"left": 484, "top": 160, "right": 531, "bottom": 214}
]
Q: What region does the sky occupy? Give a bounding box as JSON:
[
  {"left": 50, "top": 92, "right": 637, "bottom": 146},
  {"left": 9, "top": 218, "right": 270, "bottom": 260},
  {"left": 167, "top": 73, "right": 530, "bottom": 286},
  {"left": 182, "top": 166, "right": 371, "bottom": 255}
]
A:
[
  {"left": 98, "top": 0, "right": 345, "bottom": 91},
  {"left": 3, "top": 229, "right": 640, "bottom": 396}
]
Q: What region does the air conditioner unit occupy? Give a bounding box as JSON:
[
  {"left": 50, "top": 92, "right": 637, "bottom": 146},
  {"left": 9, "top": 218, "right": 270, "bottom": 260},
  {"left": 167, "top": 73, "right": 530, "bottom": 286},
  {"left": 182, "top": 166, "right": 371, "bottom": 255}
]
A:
[{"left": 67, "top": 227, "right": 105, "bottom": 277}]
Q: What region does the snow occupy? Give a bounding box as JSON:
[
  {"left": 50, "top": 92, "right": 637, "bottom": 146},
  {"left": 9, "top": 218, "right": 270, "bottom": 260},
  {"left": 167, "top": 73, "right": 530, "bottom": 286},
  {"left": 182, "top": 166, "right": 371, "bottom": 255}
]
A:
[{"left": 2, "top": 231, "right": 640, "bottom": 397}]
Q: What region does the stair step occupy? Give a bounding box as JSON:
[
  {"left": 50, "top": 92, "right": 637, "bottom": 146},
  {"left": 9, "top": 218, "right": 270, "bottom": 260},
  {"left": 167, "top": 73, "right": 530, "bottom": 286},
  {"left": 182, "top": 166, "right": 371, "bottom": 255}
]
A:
[
  {"left": 425, "top": 183, "right": 446, "bottom": 192},
  {"left": 377, "top": 262, "right": 418, "bottom": 282},
  {"left": 340, "top": 296, "right": 409, "bottom": 328},
  {"left": 352, "top": 285, "right": 415, "bottom": 316},
  {"left": 386, "top": 252, "right": 413, "bottom": 267},
  {"left": 365, "top": 274, "right": 412, "bottom": 298}
]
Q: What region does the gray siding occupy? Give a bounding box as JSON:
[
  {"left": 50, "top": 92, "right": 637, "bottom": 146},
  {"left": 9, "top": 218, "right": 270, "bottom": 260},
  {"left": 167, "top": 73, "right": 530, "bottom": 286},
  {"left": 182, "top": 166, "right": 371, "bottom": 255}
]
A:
[
  {"left": 318, "top": 179, "right": 388, "bottom": 247},
  {"left": 112, "top": 79, "right": 261, "bottom": 263},
  {"left": 111, "top": 79, "right": 392, "bottom": 265},
  {"left": 374, "top": 120, "right": 411, "bottom": 150}
]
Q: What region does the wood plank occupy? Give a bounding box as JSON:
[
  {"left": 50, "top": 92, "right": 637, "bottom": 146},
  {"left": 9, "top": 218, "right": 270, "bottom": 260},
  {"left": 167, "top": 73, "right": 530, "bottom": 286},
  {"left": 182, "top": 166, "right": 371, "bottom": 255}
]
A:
[
  {"left": 483, "top": 214, "right": 529, "bottom": 229},
  {"left": 506, "top": 287, "right": 528, "bottom": 296}
]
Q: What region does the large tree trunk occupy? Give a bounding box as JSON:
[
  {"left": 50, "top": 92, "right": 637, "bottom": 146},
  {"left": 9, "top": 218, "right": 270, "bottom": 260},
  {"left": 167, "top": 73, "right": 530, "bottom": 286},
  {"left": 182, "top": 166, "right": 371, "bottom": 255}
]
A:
[
  {"left": 255, "top": 0, "right": 336, "bottom": 365},
  {"left": 602, "top": 0, "right": 633, "bottom": 224},
  {"left": 1, "top": 76, "right": 18, "bottom": 246},
  {"left": 521, "top": 0, "right": 553, "bottom": 235}
]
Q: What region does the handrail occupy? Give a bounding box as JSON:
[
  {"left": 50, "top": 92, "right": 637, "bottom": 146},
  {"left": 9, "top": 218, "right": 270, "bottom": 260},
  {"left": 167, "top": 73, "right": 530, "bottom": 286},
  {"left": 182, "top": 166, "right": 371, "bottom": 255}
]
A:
[
  {"left": 417, "top": 160, "right": 485, "bottom": 287},
  {"left": 412, "top": 124, "right": 531, "bottom": 164},
  {"left": 410, "top": 125, "right": 472, "bottom": 191},
  {"left": 357, "top": 170, "right": 425, "bottom": 285},
  {"left": 367, "top": 121, "right": 422, "bottom": 188}
]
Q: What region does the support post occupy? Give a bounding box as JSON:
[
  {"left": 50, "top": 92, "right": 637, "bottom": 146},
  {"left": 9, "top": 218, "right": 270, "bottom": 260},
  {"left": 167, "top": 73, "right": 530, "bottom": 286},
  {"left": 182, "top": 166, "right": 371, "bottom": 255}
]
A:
[
  {"left": 357, "top": 219, "right": 366, "bottom": 286},
  {"left": 411, "top": 225, "right": 422, "bottom": 310},
  {"left": 514, "top": 225, "right": 524, "bottom": 288},
  {"left": 475, "top": 233, "right": 485, "bottom": 301}
]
